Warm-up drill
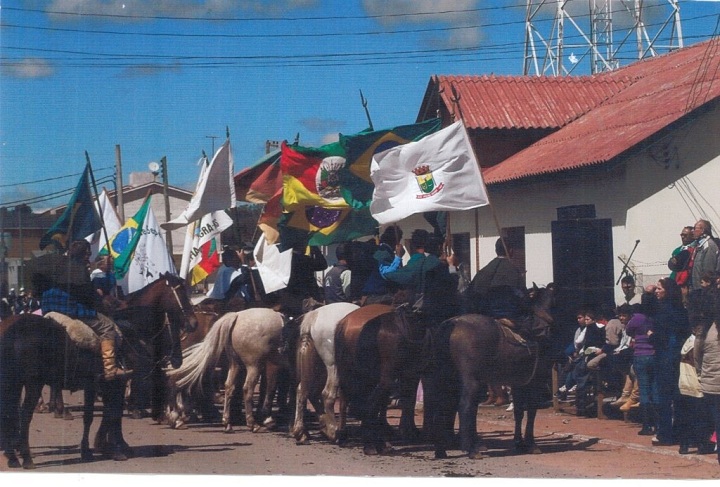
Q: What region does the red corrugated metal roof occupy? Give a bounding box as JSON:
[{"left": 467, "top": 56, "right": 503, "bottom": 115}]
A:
[
  {"left": 435, "top": 74, "right": 632, "bottom": 129},
  {"left": 480, "top": 38, "right": 720, "bottom": 184}
]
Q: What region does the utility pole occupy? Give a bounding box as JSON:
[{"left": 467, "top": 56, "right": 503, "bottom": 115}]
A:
[
  {"left": 115, "top": 144, "right": 125, "bottom": 221},
  {"left": 160, "top": 157, "right": 173, "bottom": 255}
]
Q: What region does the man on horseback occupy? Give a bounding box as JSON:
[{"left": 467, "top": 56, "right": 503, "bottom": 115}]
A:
[{"left": 28, "top": 239, "right": 132, "bottom": 381}]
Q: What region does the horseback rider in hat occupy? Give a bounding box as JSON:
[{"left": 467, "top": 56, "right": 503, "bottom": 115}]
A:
[{"left": 28, "top": 239, "right": 132, "bottom": 381}]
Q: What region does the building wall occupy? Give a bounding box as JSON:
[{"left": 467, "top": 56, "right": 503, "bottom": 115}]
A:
[{"left": 398, "top": 104, "right": 720, "bottom": 306}]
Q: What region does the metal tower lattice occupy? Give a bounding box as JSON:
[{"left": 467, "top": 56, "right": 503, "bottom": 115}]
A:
[{"left": 523, "top": 0, "right": 683, "bottom": 76}]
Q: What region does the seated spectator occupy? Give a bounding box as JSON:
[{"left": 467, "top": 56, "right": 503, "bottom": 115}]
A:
[{"left": 556, "top": 310, "right": 589, "bottom": 400}]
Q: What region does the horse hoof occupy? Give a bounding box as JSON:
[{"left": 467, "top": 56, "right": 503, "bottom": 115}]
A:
[
  {"left": 22, "top": 460, "right": 36, "bottom": 470},
  {"left": 434, "top": 450, "right": 448, "bottom": 460},
  {"left": 363, "top": 446, "right": 379, "bottom": 456},
  {"left": 6, "top": 455, "right": 21, "bottom": 469},
  {"left": 63, "top": 411, "right": 74, "bottom": 420},
  {"left": 252, "top": 425, "right": 268, "bottom": 433},
  {"left": 81, "top": 451, "right": 94, "bottom": 462},
  {"left": 223, "top": 426, "right": 234, "bottom": 434},
  {"left": 175, "top": 421, "right": 188, "bottom": 430},
  {"left": 112, "top": 452, "right": 129, "bottom": 462},
  {"left": 468, "top": 451, "right": 488, "bottom": 460}
]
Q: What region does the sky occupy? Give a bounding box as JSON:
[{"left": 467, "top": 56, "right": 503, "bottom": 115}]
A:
[{"left": 1, "top": 0, "right": 720, "bottom": 212}]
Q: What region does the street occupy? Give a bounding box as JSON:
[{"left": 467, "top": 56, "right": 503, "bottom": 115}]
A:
[{"left": 1, "top": 388, "right": 719, "bottom": 482}]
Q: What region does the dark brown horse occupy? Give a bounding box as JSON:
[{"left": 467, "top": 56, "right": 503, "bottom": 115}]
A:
[
  {"left": 0, "top": 273, "right": 197, "bottom": 469},
  {"left": 334, "top": 303, "right": 426, "bottom": 455},
  {"left": 424, "top": 284, "right": 556, "bottom": 459}
]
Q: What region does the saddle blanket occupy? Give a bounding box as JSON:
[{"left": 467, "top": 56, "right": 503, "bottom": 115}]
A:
[{"left": 44, "top": 312, "right": 101, "bottom": 353}]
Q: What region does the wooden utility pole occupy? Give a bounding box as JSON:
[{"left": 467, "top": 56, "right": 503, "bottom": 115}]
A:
[
  {"left": 160, "top": 157, "right": 173, "bottom": 255},
  {"left": 115, "top": 145, "right": 125, "bottom": 221}
]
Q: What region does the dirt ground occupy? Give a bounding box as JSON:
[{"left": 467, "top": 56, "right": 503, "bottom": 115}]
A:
[{"left": 1, "top": 388, "right": 719, "bottom": 483}]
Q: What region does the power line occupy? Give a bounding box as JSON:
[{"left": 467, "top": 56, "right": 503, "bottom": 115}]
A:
[
  {"left": 0, "top": 165, "right": 113, "bottom": 189},
  {"left": 2, "top": 4, "right": 527, "bottom": 23}
]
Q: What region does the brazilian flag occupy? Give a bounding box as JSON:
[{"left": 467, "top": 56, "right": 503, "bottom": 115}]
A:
[{"left": 101, "top": 195, "right": 151, "bottom": 278}]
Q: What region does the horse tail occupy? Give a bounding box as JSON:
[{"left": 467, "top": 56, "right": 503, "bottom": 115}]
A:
[{"left": 167, "top": 311, "right": 237, "bottom": 393}]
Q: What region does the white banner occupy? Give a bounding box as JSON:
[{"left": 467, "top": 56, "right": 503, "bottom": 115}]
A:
[
  {"left": 369, "top": 121, "right": 489, "bottom": 225},
  {"left": 121, "top": 206, "right": 177, "bottom": 294},
  {"left": 253, "top": 234, "right": 292, "bottom": 294}
]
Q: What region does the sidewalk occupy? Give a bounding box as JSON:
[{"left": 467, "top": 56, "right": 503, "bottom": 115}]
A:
[{"left": 471, "top": 399, "right": 719, "bottom": 466}]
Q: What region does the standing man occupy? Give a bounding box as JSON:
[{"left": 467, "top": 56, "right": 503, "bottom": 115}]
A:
[
  {"left": 689, "top": 219, "right": 719, "bottom": 294},
  {"left": 29, "top": 240, "right": 132, "bottom": 380},
  {"left": 668, "top": 226, "right": 696, "bottom": 293},
  {"left": 324, "top": 243, "right": 352, "bottom": 304}
]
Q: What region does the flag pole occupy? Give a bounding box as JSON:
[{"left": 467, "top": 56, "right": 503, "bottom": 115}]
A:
[
  {"left": 85, "top": 152, "right": 112, "bottom": 260},
  {"left": 449, "top": 85, "right": 512, "bottom": 268},
  {"left": 360, "top": 89, "right": 374, "bottom": 131}
]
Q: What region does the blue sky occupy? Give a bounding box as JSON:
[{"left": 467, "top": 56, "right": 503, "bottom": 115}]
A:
[{"left": 2, "top": 0, "right": 719, "bottom": 211}]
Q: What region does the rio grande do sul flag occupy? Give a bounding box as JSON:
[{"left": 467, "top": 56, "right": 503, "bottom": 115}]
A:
[
  {"left": 178, "top": 210, "right": 233, "bottom": 286},
  {"left": 369, "top": 121, "right": 488, "bottom": 225}
]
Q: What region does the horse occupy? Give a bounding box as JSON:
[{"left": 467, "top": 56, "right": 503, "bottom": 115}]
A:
[
  {"left": 0, "top": 273, "right": 198, "bottom": 469},
  {"left": 424, "top": 284, "right": 556, "bottom": 459},
  {"left": 166, "top": 307, "right": 295, "bottom": 433},
  {"left": 334, "top": 302, "right": 427, "bottom": 455},
  {"left": 290, "top": 302, "right": 359, "bottom": 445}
]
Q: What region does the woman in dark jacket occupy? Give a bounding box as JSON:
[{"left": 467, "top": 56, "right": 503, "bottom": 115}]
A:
[{"left": 645, "top": 278, "right": 691, "bottom": 445}]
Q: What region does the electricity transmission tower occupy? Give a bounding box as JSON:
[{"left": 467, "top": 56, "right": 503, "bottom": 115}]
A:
[{"left": 523, "top": 0, "right": 683, "bottom": 76}]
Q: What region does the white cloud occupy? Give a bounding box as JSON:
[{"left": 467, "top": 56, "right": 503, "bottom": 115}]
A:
[
  {"left": 46, "top": 0, "right": 319, "bottom": 21},
  {"left": 362, "top": 0, "right": 484, "bottom": 49},
  {"left": 2, "top": 58, "right": 55, "bottom": 78}
]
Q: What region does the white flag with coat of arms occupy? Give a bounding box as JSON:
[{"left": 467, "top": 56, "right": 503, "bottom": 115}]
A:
[{"left": 369, "top": 121, "right": 488, "bottom": 225}]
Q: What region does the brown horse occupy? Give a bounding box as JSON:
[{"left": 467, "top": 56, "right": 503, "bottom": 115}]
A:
[
  {"left": 424, "top": 285, "right": 556, "bottom": 459},
  {"left": 334, "top": 303, "right": 427, "bottom": 455},
  {"left": 0, "top": 273, "right": 198, "bottom": 469}
]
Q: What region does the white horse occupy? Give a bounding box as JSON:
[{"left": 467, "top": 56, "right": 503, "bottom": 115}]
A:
[
  {"left": 290, "top": 302, "right": 359, "bottom": 444},
  {"left": 166, "top": 307, "right": 287, "bottom": 433}
]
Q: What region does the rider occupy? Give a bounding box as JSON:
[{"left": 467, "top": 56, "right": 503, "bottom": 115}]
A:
[{"left": 28, "top": 239, "right": 132, "bottom": 381}]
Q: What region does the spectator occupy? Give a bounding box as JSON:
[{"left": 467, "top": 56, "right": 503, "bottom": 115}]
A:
[
  {"left": 644, "top": 278, "right": 691, "bottom": 446},
  {"left": 668, "top": 226, "right": 696, "bottom": 292},
  {"left": 676, "top": 328, "right": 715, "bottom": 455},
  {"left": 620, "top": 275, "right": 642, "bottom": 307},
  {"left": 625, "top": 310, "right": 657, "bottom": 436},
  {"left": 694, "top": 282, "right": 720, "bottom": 464},
  {"left": 573, "top": 309, "right": 606, "bottom": 416},
  {"left": 91, "top": 256, "right": 120, "bottom": 298},
  {"left": 324, "top": 242, "right": 352, "bottom": 304},
  {"left": 556, "top": 310, "right": 588, "bottom": 400},
  {"left": 689, "top": 219, "right": 719, "bottom": 294},
  {"left": 610, "top": 304, "right": 638, "bottom": 408}
]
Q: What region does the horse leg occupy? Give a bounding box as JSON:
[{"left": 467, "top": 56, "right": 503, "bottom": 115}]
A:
[
  {"left": 458, "top": 377, "right": 486, "bottom": 459},
  {"left": 81, "top": 384, "right": 96, "bottom": 462},
  {"left": 18, "top": 382, "right": 43, "bottom": 469},
  {"left": 398, "top": 375, "right": 421, "bottom": 442},
  {"left": 52, "top": 387, "right": 72, "bottom": 420},
  {"left": 362, "top": 382, "right": 394, "bottom": 455},
  {"left": 524, "top": 408, "right": 541, "bottom": 454},
  {"left": 222, "top": 362, "right": 242, "bottom": 433},
  {"left": 243, "top": 365, "right": 262, "bottom": 433},
  {"left": 258, "top": 362, "right": 279, "bottom": 431},
  {"left": 320, "top": 367, "right": 340, "bottom": 442},
  {"left": 513, "top": 406, "right": 526, "bottom": 451}
]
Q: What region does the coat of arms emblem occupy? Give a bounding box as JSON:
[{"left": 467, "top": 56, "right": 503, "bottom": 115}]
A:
[{"left": 412, "top": 165, "right": 444, "bottom": 198}]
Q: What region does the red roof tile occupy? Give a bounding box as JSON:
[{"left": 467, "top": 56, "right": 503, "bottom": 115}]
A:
[
  {"left": 481, "top": 38, "right": 720, "bottom": 184},
  {"left": 434, "top": 74, "right": 632, "bottom": 130}
]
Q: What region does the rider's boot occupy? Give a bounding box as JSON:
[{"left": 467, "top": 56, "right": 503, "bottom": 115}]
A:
[{"left": 100, "top": 339, "right": 133, "bottom": 380}]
